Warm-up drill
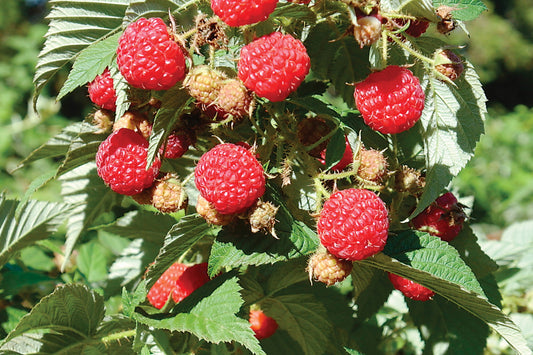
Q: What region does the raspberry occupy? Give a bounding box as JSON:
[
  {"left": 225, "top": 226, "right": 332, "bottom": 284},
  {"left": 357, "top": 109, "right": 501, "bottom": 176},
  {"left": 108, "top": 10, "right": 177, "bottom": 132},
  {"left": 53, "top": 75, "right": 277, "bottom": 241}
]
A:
[
  {"left": 435, "top": 49, "right": 464, "bottom": 81},
  {"left": 249, "top": 309, "right": 278, "bottom": 339},
  {"left": 317, "top": 188, "right": 389, "bottom": 261},
  {"left": 184, "top": 65, "right": 226, "bottom": 108},
  {"left": 172, "top": 262, "right": 211, "bottom": 303},
  {"left": 355, "top": 65, "right": 425, "bottom": 134},
  {"left": 161, "top": 131, "right": 195, "bottom": 159},
  {"left": 211, "top": 0, "right": 279, "bottom": 27},
  {"left": 410, "top": 192, "right": 466, "bottom": 242},
  {"left": 298, "top": 117, "right": 332, "bottom": 158},
  {"left": 147, "top": 262, "right": 188, "bottom": 309},
  {"left": 151, "top": 174, "right": 188, "bottom": 213},
  {"left": 353, "top": 16, "right": 382, "bottom": 48},
  {"left": 395, "top": 19, "right": 430, "bottom": 38},
  {"left": 196, "top": 195, "right": 236, "bottom": 226},
  {"left": 395, "top": 165, "right": 425, "bottom": 196},
  {"left": 96, "top": 128, "right": 161, "bottom": 195},
  {"left": 117, "top": 17, "right": 186, "bottom": 90},
  {"left": 318, "top": 136, "right": 353, "bottom": 172},
  {"left": 307, "top": 250, "right": 353, "bottom": 286},
  {"left": 195, "top": 143, "right": 266, "bottom": 215},
  {"left": 357, "top": 148, "right": 388, "bottom": 183},
  {"left": 238, "top": 32, "right": 310, "bottom": 102},
  {"left": 387, "top": 273, "right": 435, "bottom": 301},
  {"left": 88, "top": 68, "right": 117, "bottom": 111},
  {"left": 92, "top": 109, "right": 114, "bottom": 133},
  {"left": 113, "top": 111, "right": 152, "bottom": 139},
  {"left": 248, "top": 201, "right": 279, "bottom": 237},
  {"left": 215, "top": 79, "right": 255, "bottom": 120}
]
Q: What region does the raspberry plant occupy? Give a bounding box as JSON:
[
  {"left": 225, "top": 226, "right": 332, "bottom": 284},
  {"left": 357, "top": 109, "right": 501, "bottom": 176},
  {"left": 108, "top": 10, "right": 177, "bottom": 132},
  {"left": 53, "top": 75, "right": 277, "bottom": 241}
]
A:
[{"left": 1, "top": 0, "right": 531, "bottom": 354}]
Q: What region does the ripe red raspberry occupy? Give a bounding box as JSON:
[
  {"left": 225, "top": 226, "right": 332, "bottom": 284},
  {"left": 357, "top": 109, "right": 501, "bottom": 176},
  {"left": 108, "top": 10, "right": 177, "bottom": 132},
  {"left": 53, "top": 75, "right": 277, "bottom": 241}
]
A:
[
  {"left": 117, "top": 17, "right": 186, "bottom": 90},
  {"left": 357, "top": 148, "right": 388, "bottom": 183},
  {"left": 172, "top": 262, "right": 211, "bottom": 303},
  {"left": 160, "top": 131, "right": 195, "bottom": 159},
  {"left": 195, "top": 143, "right": 266, "bottom": 215},
  {"left": 387, "top": 273, "right": 435, "bottom": 301},
  {"left": 96, "top": 128, "right": 161, "bottom": 195},
  {"left": 88, "top": 68, "right": 117, "bottom": 111},
  {"left": 410, "top": 192, "right": 466, "bottom": 242},
  {"left": 238, "top": 32, "right": 310, "bottom": 102},
  {"left": 307, "top": 250, "right": 353, "bottom": 286},
  {"left": 249, "top": 309, "right": 278, "bottom": 339},
  {"left": 147, "top": 262, "right": 188, "bottom": 309},
  {"left": 355, "top": 65, "right": 425, "bottom": 134},
  {"left": 353, "top": 16, "right": 382, "bottom": 48},
  {"left": 211, "top": 0, "right": 279, "bottom": 27},
  {"left": 184, "top": 65, "right": 226, "bottom": 108},
  {"left": 435, "top": 49, "right": 464, "bottom": 81},
  {"left": 317, "top": 188, "right": 389, "bottom": 261}
]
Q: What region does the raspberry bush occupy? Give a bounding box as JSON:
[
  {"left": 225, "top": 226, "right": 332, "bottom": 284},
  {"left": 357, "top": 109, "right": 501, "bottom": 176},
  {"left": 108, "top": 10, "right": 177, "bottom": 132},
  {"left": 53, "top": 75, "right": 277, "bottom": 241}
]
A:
[{"left": 2, "top": 0, "right": 531, "bottom": 354}]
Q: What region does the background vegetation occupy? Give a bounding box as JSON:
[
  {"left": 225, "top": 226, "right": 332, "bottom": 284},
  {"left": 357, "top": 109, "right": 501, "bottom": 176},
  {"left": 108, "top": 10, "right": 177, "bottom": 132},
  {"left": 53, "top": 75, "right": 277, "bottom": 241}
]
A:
[{"left": 0, "top": 0, "right": 532, "bottom": 353}]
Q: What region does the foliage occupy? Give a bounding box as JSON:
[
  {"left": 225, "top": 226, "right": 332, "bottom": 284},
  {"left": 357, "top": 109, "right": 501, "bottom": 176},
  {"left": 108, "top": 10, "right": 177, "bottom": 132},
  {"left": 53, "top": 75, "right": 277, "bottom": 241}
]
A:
[{"left": 0, "top": 0, "right": 531, "bottom": 354}]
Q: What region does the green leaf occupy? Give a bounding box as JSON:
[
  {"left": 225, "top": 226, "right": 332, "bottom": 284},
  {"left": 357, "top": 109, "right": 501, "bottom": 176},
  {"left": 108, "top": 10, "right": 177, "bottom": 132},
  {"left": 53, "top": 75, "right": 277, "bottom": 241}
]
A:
[
  {"left": 59, "top": 163, "right": 122, "bottom": 271},
  {"left": 146, "top": 86, "right": 193, "bottom": 168},
  {"left": 324, "top": 128, "right": 348, "bottom": 170},
  {"left": 261, "top": 293, "right": 331, "bottom": 355},
  {"left": 97, "top": 210, "right": 176, "bottom": 244},
  {"left": 0, "top": 266, "right": 56, "bottom": 298},
  {"left": 16, "top": 122, "right": 98, "bottom": 170},
  {"left": 57, "top": 32, "right": 120, "bottom": 100},
  {"left": 145, "top": 215, "right": 217, "bottom": 289},
  {"left": 209, "top": 185, "right": 319, "bottom": 276},
  {"left": 135, "top": 275, "right": 266, "bottom": 355},
  {"left": 408, "top": 296, "right": 489, "bottom": 355},
  {"left": 305, "top": 21, "right": 371, "bottom": 107},
  {"left": 272, "top": 2, "right": 317, "bottom": 23},
  {"left": 94, "top": 315, "right": 136, "bottom": 354},
  {"left": 56, "top": 123, "right": 109, "bottom": 176},
  {"left": 382, "top": 0, "right": 440, "bottom": 21},
  {"left": 0, "top": 196, "right": 72, "bottom": 269},
  {"left": 384, "top": 230, "right": 485, "bottom": 295},
  {"left": 362, "top": 239, "right": 531, "bottom": 354},
  {"left": 433, "top": 0, "right": 488, "bottom": 21},
  {"left": 77, "top": 240, "right": 112, "bottom": 283},
  {"left": 412, "top": 55, "right": 486, "bottom": 217},
  {"left": 108, "top": 239, "right": 160, "bottom": 288},
  {"left": 122, "top": 281, "right": 147, "bottom": 318},
  {"left": 351, "top": 266, "right": 393, "bottom": 321},
  {"left": 110, "top": 64, "right": 131, "bottom": 120},
  {"left": 1, "top": 284, "right": 105, "bottom": 347},
  {"left": 34, "top": 0, "right": 129, "bottom": 106},
  {"left": 265, "top": 258, "right": 309, "bottom": 296},
  {"left": 124, "top": 0, "right": 200, "bottom": 26}
]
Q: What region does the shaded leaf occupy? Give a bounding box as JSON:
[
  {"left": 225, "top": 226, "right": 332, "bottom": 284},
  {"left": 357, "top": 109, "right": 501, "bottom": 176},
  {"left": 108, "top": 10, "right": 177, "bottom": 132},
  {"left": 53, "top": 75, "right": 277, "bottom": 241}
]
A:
[
  {"left": 0, "top": 196, "right": 72, "bottom": 269},
  {"left": 34, "top": 0, "right": 129, "bottom": 106},
  {"left": 97, "top": 210, "right": 176, "bottom": 244},
  {"left": 1, "top": 284, "right": 104, "bottom": 345},
  {"left": 57, "top": 32, "right": 120, "bottom": 100},
  {"left": 261, "top": 293, "right": 331, "bottom": 355},
  {"left": 108, "top": 239, "right": 160, "bottom": 288},
  {"left": 145, "top": 214, "right": 218, "bottom": 289},
  {"left": 433, "top": 0, "right": 488, "bottom": 21},
  {"left": 59, "top": 163, "right": 122, "bottom": 271},
  {"left": 135, "top": 275, "right": 265, "bottom": 355},
  {"left": 412, "top": 55, "right": 486, "bottom": 217}
]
